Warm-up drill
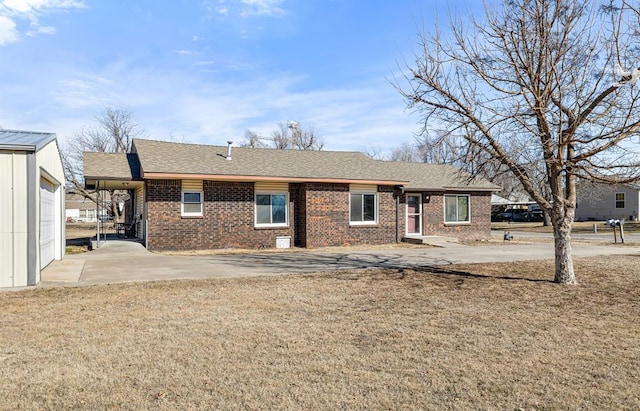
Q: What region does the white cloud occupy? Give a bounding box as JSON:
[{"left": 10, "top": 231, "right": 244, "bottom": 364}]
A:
[
  {"left": 239, "top": 0, "right": 285, "bottom": 17},
  {"left": 27, "top": 23, "right": 55, "bottom": 36},
  {"left": 1, "top": 54, "right": 417, "bottom": 155},
  {"left": 2, "top": 0, "right": 86, "bottom": 14},
  {"left": 0, "top": 15, "right": 18, "bottom": 44},
  {"left": 0, "top": 0, "right": 85, "bottom": 44}
]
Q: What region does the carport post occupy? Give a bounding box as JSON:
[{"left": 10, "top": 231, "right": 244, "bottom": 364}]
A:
[{"left": 96, "top": 182, "right": 100, "bottom": 248}]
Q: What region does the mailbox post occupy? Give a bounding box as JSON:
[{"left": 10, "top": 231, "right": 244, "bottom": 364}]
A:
[{"left": 607, "top": 219, "right": 625, "bottom": 244}]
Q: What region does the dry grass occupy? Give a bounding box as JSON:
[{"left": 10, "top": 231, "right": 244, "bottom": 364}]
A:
[{"left": 2, "top": 256, "right": 639, "bottom": 410}]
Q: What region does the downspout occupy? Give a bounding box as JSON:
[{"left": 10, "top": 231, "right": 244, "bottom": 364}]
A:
[{"left": 394, "top": 186, "right": 404, "bottom": 243}]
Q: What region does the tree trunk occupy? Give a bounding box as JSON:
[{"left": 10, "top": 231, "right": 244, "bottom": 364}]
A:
[{"left": 552, "top": 216, "right": 577, "bottom": 284}]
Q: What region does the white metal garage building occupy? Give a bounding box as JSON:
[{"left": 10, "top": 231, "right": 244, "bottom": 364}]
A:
[{"left": 0, "top": 130, "right": 65, "bottom": 287}]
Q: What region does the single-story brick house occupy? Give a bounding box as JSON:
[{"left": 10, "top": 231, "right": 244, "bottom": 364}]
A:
[{"left": 83, "top": 139, "right": 499, "bottom": 251}]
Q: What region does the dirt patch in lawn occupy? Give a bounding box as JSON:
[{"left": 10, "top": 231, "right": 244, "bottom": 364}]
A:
[{"left": 1, "top": 256, "right": 639, "bottom": 409}]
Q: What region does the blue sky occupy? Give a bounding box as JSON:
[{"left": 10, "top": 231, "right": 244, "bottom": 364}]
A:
[{"left": 0, "top": 0, "right": 469, "bottom": 155}]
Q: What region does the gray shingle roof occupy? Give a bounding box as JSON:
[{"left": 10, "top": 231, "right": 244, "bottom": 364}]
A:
[
  {"left": 377, "top": 161, "right": 500, "bottom": 191},
  {"left": 0, "top": 129, "right": 57, "bottom": 152},
  {"left": 83, "top": 138, "right": 499, "bottom": 191},
  {"left": 132, "top": 139, "right": 408, "bottom": 184},
  {"left": 83, "top": 152, "right": 141, "bottom": 180}
]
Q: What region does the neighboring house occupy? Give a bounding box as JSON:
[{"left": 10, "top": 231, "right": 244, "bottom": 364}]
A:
[
  {"left": 576, "top": 182, "right": 640, "bottom": 221},
  {"left": 83, "top": 139, "right": 499, "bottom": 251},
  {"left": 65, "top": 195, "right": 96, "bottom": 222},
  {"left": 65, "top": 191, "right": 108, "bottom": 222},
  {"left": 0, "top": 130, "right": 65, "bottom": 287}
]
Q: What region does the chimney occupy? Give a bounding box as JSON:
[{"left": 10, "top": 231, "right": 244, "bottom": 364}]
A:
[{"left": 226, "top": 141, "right": 233, "bottom": 160}]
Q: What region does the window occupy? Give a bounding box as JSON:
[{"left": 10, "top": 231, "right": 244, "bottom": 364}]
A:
[
  {"left": 350, "top": 192, "right": 378, "bottom": 224},
  {"left": 182, "top": 191, "right": 203, "bottom": 217},
  {"left": 615, "top": 192, "right": 625, "bottom": 209},
  {"left": 255, "top": 193, "right": 288, "bottom": 226},
  {"left": 444, "top": 194, "right": 470, "bottom": 223}
]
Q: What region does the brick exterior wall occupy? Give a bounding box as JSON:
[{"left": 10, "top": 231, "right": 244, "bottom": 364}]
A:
[
  {"left": 293, "top": 183, "right": 397, "bottom": 248},
  {"left": 146, "top": 180, "right": 293, "bottom": 251},
  {"left": 400, "top": 191, "right": 492, "bottom": 241},
  {"left": 145, "top": 179, "right": 491, "bottom": 251}
]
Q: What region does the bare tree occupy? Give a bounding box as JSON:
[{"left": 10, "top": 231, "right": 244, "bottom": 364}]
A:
[
  {"left": 271, "top": 122, "right": 325, "bottom": 150},
  {"left": 396, "top": 0, "right": 640, "bottom": 284},
  {"left": 242, "top": 122, "right": 325, "bottom": 150},
  {"left": 389, "top": 141, "right": 421, "bottom": 162},
  {"left": 62, "top": 106, "right": 142, "bottom": 220},
  {"left": 361, "top": 144, "right": 386, "bottom": 160},
  {"left": 240, "top": 129, "right": 267, "bottom": 148}
]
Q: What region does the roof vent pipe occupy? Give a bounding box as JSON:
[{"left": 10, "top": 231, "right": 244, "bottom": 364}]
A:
[{"left": 226, "top": 141, "right": 233, "bottom": 160}]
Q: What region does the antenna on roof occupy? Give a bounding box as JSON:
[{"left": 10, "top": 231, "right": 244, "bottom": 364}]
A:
[{"left": 226, "top": 141, "right": 233, "bottom": 160}]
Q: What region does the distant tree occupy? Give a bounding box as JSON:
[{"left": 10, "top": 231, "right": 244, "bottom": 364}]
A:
[
  {"left": 361, "top": 145, "right": 386, "bottom": 160},
  {"left": 62, "top": 106, "right": 142, "bottom": 220},
  {"left": 389, "top": 142, "right": 421, "bottom": 162},
  {"left": 240, "top": 129, "right": 267, "bottom": 148},
  {"left": 271, "top": 121, "right": 325, "bottom": 150},
  {"left": 396, "top": 0, "right": 640, "bottom": 284},
  {"left": 242, "top": 122, "right": 325, "bottom": 150}
]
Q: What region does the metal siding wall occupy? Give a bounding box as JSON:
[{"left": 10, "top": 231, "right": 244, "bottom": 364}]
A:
[
  {"left": 0, "top": 152, "right": 28, "bottom": 287},
  {"left": 0, "top": 152, "right": 13, "bottom": 287}
]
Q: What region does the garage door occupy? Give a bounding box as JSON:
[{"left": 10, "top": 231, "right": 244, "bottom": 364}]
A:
[{"left": 40, "top": 178, "right": 56, "bottom": 269}]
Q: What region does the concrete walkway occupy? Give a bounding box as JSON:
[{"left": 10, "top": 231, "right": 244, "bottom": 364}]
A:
[{"left": 37, "top": 234, "right": 640, "bottom": 287}]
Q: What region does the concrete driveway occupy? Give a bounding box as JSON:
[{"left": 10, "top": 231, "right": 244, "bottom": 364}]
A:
[{"left": 39, "top": 232, "right": 640, "bottom": 287}]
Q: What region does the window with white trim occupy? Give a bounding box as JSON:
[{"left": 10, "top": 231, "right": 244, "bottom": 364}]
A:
[
  {"left": 444, "top": 194, "right": 470, "bottom": 223},
  {"left": 350, "top": 192, "right": 378, "bottom": 224},
  {"left": 255, "top": 193, "right": 288, "bottom": 226},
  {"left": 615, "top": 192, "right": 625, "bottom": 209},
  {"left": 182, "top": 191, "right": 203, "bottom": 217}
]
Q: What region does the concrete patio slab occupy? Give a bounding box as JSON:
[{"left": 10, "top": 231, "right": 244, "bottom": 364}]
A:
[{"left": 36, "top": 236, "right": 640, "bottom": 288}]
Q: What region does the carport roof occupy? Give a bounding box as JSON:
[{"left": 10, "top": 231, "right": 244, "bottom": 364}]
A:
[
  {"left": 84, "top": 152, "right": 142, "bottom": 189},
  {"left": 0, "top": 129, "right": 57, "bottom": 152}
]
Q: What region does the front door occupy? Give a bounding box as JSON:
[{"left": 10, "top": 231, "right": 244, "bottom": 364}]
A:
[{"left": 406, "top": 194, "right": 422, "bottom": 236}]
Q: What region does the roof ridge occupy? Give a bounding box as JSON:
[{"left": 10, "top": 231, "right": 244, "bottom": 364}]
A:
[{"left": 132, "top": 137, "right": 370, "bottom": 155}]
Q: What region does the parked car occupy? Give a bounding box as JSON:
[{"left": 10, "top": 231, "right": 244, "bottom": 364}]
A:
[
  {"left": 527, "top": 204, "right": 544, "bottom": 222},
  {"left": 501, "top": 208, "right": 529, "bottom": 222}
]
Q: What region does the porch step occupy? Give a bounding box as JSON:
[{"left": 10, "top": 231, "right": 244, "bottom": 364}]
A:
[{"left": 402, "top": 236, "right": 462, "bottom": 247}]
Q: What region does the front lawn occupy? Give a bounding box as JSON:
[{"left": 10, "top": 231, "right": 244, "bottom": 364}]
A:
[{"left": 1, "top": 257, "right": 638, "bottom": 409}]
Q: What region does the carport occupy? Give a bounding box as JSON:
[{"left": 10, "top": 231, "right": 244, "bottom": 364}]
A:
[{"left": 83, "top": 152, "right": 145, "bottom": 247}]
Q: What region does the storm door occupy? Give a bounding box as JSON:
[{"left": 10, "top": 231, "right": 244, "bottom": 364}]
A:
[{"left": 406, "top": 194, "right": 422, "bottom": 236}]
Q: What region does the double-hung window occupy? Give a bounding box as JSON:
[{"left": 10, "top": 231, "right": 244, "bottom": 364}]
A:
[
  {"left": 255, "top": 193, "right": 288, "bottom": 227},
  {"left": 350, "top": 188, "right": 378, "bottom": 225},
  {"left": 615, "top": 192, "right": 625, "bottom": 209},
  {"left": 182, "top": 191, "right": 203, "bottom": 217},
  {"left": 444, "top": 194, "right": 470, "bottom": 223}
]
